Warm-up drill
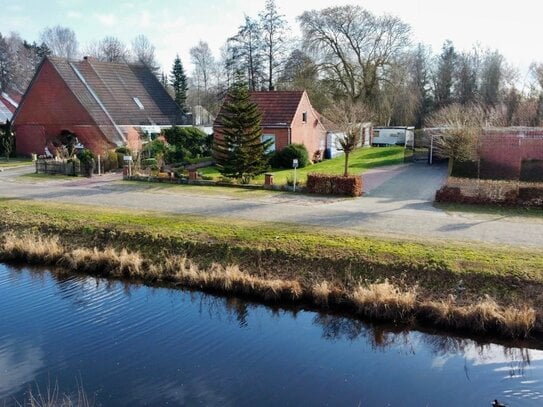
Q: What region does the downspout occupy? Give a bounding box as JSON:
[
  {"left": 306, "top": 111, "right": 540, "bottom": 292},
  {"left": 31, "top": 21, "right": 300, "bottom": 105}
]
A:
[
  {"left": 288, "top": 126, "right": 291, "bottom": 145},
  {"left": 69, "top": 63, "right": 126, "bottom": 144}
]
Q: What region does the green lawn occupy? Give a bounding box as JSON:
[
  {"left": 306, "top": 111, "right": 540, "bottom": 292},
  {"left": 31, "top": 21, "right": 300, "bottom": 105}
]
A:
[
  {"left": 200, "top": 146, "right": 405, "bottom": 185},
  {"left": 0, "top": 158, "right": 33, "bottom": 168}
]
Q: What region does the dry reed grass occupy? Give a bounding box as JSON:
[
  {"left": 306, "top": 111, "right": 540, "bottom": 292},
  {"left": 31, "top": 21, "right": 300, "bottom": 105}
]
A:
[
  {"left": 351, "top": 280, "right": 417, "bottom": 318},
  {"left": 424, "top": 295, "right": 536, "bottom": 338},
  {"left": 161, "top": 256, "right": 303, "bottom": 300},
  {"left": 312, "top": 281, "right": 332, "bottom": 305},
  {"left": 1, "top": 233, "right": 63, "bottom": 264},
  {"left": 61, "top": 248, "right": 144, "bottom": 277},
  {"left": 0, "top": 232, "right": 538, "bottom": 339}
]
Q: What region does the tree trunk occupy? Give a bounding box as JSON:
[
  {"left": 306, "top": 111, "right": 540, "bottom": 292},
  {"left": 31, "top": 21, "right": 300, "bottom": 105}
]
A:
[
  {"left": 448, "top": 158, "right": 454, "bottom": 176},
  {"left": 344, "top": 153, "right": 350, "bottom": 176}
]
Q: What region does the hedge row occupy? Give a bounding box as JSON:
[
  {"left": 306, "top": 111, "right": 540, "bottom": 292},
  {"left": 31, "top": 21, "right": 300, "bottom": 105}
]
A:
[
  {"left": 306, "top": 173, "right": 362, "bottom": 197},
  {"left": 435, "top": 184, "right": 543, "bottom": 207}
]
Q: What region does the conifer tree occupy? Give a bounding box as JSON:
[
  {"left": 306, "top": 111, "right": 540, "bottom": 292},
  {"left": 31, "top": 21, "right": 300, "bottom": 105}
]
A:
[
  {"left": 170, "top": 54, "right": 188, "bottom": 113},
  {"left": 214, "top": 74, "right": 271, "bottom": 183}
]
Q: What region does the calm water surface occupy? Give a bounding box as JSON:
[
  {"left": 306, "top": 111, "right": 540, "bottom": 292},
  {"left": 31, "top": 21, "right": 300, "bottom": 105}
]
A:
[{"left": 1, "top": 263, "right": 543, "bottom": 406}]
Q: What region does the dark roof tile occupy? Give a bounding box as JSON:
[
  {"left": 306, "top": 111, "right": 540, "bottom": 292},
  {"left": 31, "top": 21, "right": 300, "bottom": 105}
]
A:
[
  {"left": 215, "top": 90, "right": 304, "bottom": 127},
  {"left": 48, "top": 56, "right": 185, "bottom": 129}
]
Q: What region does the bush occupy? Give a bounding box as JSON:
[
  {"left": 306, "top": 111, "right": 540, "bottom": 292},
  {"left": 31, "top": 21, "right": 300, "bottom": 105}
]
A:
[
  {"left": 163, "top": 127, "right": 211, "bottom": 163},
  {"left": 269, "top": 144, "right": 309, "bottom": 169},
  {"left": 77, "top": 149, "right": 95, "bottom": 177},
  {"left": 306, "top": 173, "right": 362, "bottom": 197},
  {"left": 142, "top": 140, "right": 167, "bottom": 158},
  {"left": 142, "top": 158, "right": 158, "bottom": 170}
]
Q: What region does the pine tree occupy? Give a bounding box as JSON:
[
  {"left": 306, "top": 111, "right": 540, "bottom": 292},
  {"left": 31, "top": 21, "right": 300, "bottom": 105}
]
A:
[
  {"left": 214, "top": 74, "right": 271, "bottom": 183},
  {"left": 170, "top": 54, "right": 188, "bottom": 113}
]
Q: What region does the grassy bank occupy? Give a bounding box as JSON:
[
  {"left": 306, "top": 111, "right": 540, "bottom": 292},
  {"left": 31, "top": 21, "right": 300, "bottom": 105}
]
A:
[
  {"left": 199, "top": 146, "right": 405, "bottom": 184},
  {"left": 0, "top": 199, "right": 542, "bottom": 339}
]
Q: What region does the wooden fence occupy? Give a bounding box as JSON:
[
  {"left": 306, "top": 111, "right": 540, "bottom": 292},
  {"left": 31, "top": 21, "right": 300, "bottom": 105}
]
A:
[{"left": 35, "top": 159, "right": 80, "bottom": 176}]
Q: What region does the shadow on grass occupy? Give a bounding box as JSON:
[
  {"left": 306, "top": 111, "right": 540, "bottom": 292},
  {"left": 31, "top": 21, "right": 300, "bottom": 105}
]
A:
[
  {"left": 350, "top": 157, "right": 405, "bottom": 170},
  {"left": 360, "top": 148, "right": 404, "bottom": 159}
]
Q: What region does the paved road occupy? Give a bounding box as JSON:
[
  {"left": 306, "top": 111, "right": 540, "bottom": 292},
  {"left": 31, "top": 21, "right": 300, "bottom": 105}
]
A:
[{"left": 1, "top": 163, "right": 543, "bottom": 248}]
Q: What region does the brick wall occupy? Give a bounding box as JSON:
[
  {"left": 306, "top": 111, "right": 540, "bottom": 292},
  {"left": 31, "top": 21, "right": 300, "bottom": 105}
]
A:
[
  {"left": 478, "top": 130, "right": 543, "bottom": 179},
  {"left": 13, "top": 59, "right": 113, "bottom": 156}
]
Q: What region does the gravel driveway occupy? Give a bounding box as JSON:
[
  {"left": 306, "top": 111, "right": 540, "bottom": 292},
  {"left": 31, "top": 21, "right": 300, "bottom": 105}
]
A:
[{"left": 1, "top": 163, "right": 542, "bottom": 248}]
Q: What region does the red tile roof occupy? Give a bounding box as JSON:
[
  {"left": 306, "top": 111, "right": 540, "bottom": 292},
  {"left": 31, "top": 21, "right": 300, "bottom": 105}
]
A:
[
  {"left": 214, "top": 90, "right": 304, "bottom": 128},
  {"left": 46, "top": 56, "right": 185, "bottom": 127}
]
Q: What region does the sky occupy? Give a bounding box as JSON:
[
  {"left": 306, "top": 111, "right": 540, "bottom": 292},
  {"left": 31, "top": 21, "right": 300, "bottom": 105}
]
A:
[{"left": 1, "top": 0, "right": 540, "bottom": 86}]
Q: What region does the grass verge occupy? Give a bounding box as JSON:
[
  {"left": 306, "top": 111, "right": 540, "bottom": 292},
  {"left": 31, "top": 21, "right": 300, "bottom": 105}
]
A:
[{"left": 0, "top": 198, "right": 542, "bottom": 340}]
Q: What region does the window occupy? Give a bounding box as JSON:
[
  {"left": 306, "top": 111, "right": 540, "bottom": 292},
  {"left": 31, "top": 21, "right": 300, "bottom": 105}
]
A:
[
  {"left": 261, "top": 134, "right": 276, "bottom": 153},
  {"left": 133, "top": 97, "right": 145, "bottom": 110},
  {"left": 302, "top": 111, "right": 307, "bottom": 122}
]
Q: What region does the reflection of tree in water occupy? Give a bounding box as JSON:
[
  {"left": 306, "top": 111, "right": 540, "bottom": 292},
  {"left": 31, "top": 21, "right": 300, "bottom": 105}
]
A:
[
  {"left": 312, "top": 314, "right": 412, "bottom": 351},
  {"left": 502, "top": 347, "right": 531, "bottom": 378},
  {"left": 189, "top": 291, "right": 299, "bottom": 329},
  {"left": 313, "top": 312, "right": 537, "bottom": 375}
]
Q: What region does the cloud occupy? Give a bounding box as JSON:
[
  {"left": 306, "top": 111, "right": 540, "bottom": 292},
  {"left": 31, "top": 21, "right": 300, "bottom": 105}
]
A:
[
  {"left": 67, "top": 10, "right": 82, "bottom": 19},
  {"left": 0, "top": 340, "right": 45, "bottom": 397},
  {"left": 95, "top": 13, "right": 118, "bottom": 27}
]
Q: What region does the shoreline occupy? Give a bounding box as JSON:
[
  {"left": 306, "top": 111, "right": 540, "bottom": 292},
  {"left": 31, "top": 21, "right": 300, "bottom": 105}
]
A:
[{"left": 0, "top": 199, "right": 542, "bottom": 341}]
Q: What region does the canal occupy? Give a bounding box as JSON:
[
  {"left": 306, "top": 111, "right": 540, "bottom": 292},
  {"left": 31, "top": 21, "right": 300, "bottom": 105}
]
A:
[{"left": 1, "top": 264, "right": 542, "bottom": 406}]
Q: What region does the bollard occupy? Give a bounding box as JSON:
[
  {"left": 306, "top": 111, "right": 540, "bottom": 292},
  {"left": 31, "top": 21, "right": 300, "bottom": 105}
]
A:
[{"left": 264, "top": 173, "right": 274, "bottom": 188}]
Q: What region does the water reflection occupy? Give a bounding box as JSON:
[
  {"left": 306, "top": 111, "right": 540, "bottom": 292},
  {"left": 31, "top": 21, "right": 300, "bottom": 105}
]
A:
[{"left": 0, "top": 340, "right": 44, "bottom": 398}]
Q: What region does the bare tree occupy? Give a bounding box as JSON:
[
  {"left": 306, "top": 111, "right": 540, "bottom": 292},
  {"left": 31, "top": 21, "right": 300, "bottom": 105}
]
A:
[
  {"left": 0, "top": 33, "right": 14, "bottom": 91},
  {"left": 259, "top": 0, "right": 290, "bottom": 90},
  {"left": 480, "top": 50, "right": 504, "bottom": 108},
  {"left": 190, "top": 41, "right": 214, "bottom": 92},
  {"left": 409, "top": 43, "right": 433, "bottom": 128},
  {"left": 95, "top": 36, "right": 130, "bottom": 62},
  {"left": 132, "top": 34, "right": 159, "bottom": 74},
  {"left": 378, "top": 60, "right": 419, "bottom": 126},
  {"left": 40, "top": 26, "right": 78, "bottom": 60},
  {"left": 227, "top": 16, "right": 264, "bottom": 91},
  {"left": 325, "top": 100, "right": 372, "bottom": 176},
  {"left": 427, "top": 103, "right": 485, "bottom": 175},
  {"left": 298, "top": 5, "right": 411, "bottom": 106},
  {"left": 433, "top": 40, "right": 457, "bottom": 109}
]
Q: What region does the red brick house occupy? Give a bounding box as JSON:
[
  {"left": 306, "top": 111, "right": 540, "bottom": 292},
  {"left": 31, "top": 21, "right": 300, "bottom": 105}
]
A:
[
  {"left": 213, "top": 90, "right": 327, "bottom": 161},
  {"left": 13, "top": 56, "right": 186, "bottom": 156}
]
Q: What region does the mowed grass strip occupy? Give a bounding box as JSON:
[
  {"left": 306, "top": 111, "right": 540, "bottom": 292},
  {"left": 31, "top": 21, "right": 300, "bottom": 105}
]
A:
[
  {"left": 199, "top": 146, "right": 406, "bottom": 184},
  {"left": 1, "top": 198, "right": 542, "bottom": 283}
]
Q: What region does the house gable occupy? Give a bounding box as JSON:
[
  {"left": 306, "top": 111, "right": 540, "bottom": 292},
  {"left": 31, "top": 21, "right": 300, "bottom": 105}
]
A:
[
  {"left": 13, "top": 58, "right": 113, "bottom": 155},
  {"left": 289, "top": 91, "right": 327, "bottom": 158}
]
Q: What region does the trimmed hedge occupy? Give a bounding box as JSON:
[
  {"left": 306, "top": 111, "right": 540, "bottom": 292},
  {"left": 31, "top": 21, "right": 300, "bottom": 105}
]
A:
[
  {"left": 435, "top": 180, "right": 543, "bottom": 207},
  {"left": 269, "top": 144, "right": 309, "bottom": 169},
  {"left": 306, "top": 173, "right": 362, "bottom": 197}
]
